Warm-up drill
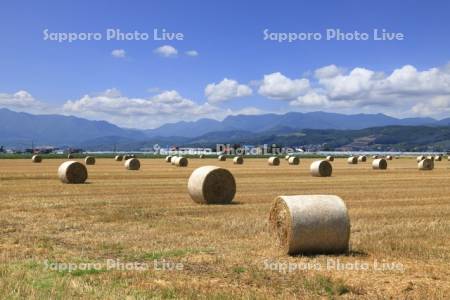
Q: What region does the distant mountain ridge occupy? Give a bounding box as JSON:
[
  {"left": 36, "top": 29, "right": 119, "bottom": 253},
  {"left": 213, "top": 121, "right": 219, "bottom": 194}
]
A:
[{"left": 0, "top": 107, "right": 448, "bottom": 150}]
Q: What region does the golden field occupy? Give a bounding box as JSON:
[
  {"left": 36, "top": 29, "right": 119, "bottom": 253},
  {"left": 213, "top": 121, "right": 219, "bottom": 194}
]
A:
[{"left": 0, "top": 157, "right": 449, "bottom": 299}]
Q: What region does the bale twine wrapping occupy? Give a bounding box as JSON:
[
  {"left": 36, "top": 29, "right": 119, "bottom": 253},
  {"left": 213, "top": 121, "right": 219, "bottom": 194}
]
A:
[
  {"left": 288, "top": 156, "right": 300, "bottom": 165},
  {"left": 268, "top": 157, "right": 280, "bottom": 166},
  {"left": 269, "top": 195, "right": 350, "bottom": 255},
  {"left": 347, "top": 156, "right": 358, "bottom": 164},
  {"left": 125, "top": 158, "right": 140, "bottom": 170},
  {"left": 326, "top": 156, "right": 334, "bottom": 162},
  {"left": 358, "top": 155, "right": 367, "bottom": 162},
  {"left": 233, "top": 156, "right": 244, "bottom": 165},
  {"left": 85, "top": 156, "right": 96, "bottom": 165},
  {"left": 32, "top": 155, "right": 42, "bottom": 163},
  {"left": 418, "top": 158, "right": 434, "bottom": 170},
  {"left": 58, "top": 161, "right": 88, "bottom": 184},
  {"left": 310, "top": 160, "right": 333, "bottom": 177},
  {"left": 187, "top": 166, "right": 236, "bottom": 204},
  {"left": 165, "top": 156, "right": 172, "bottom": 163},
  {"left": 174, "top": 156, "right": 188, "bottom": 167},
  {"left": 385, "top": 155, "right": 393, "bottom": 160},
  {"left": 115, "top": 155, "right": 123, "bottom": 161},
  {"left": 372, "top": 158, "right": 388, "bottom": 170},
  {"left": 218, "top": 155, "right": 226, "bottom": 161}
]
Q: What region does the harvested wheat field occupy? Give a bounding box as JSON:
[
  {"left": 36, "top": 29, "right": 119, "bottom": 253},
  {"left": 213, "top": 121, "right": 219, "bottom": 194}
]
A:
[{"left": 0, "top": 157, "right": 449, "bottom": 299}]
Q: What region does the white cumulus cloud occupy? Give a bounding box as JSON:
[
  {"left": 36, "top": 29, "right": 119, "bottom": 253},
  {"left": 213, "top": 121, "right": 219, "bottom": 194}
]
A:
[
  {"left": 185, "top": 50, "right": 199, "bottom": 57},
  {"left": 0, "top": 90, "right": 47, "bottom": 112},
  {"left": 258, "top": 72, "right": 310, "bottom": 100},
  {"left": 154, "top": 45, "right": 178, "bottom": 57},
  {"left": 205, "top": 78, "right": 252, "bottom": 103},
  {"left": 111, "top": 49, "right": 126, "bottom": 58}
]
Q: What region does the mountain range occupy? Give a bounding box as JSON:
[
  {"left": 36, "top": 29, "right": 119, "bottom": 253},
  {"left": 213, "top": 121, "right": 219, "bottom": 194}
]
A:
[{"left": 2, "top": 107, "right": 450, "bottom": 151}]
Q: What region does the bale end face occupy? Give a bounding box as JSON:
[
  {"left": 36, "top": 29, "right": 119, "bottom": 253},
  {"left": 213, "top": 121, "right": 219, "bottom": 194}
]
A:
[
  {"left": 85, "top": 156, "right": 96, "bottom": 165},
  {"left": 310, "top": 160, "right": 333, "bottom": 177},
  {"left": 32, "top": 155, "right": 42, "bottom": 163},
  {"left": 188, "top": 166, "right": 236, "bottom": 204},
  {"left": 357, "top": 156, "right": 367, "bottom": 162},
  {"left": 233, "top": 156, "right": 244, "bottom": 164},
  {"left": 125, "top": 158, "right": 141, "bottom": 170},
  {"left": 58, "top": 161, "right": 88, "bottom": 184},
  {"left": 269, "top": 195, "right": 350, "bottom": 255},
  {"left": 165, "top": 156, "right": 172, "bottom": 163},
  {"left": 418, "top": 158, "right": 434, "bottom": 170},
  {"left": 174, "top": 156, "right": 188, "bottom": 167}
]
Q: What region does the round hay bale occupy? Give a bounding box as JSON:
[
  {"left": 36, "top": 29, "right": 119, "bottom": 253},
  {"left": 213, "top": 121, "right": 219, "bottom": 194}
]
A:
[
  {"left": 187, "top": 166, "right": 236, "bottom": 204},
  {"left": 427, "top": 155, "right": 435, "bottom": 161},
  {"left": 67, "top": 153, "right": 74, "bottom": 159},
  {"left": 347, "top": 156, "right": 358, "bottom": 164},
  {"left": 85, "top": 156, "right": 96, "bottom": 165},
  {"left": 269, "top": 195, "right": 350, "bottom": 255},
  {"left": 326, "top": 156, "right": 334, "bottom": 162},
  {"left": 115, "top": 155, "right": 123, "bottom": 161},
  {"left": 372, "top": 158, "right": 387, "bottom": 170},
  {"left": 125, "top": 158, "right": 140, "bottom": 170},
  {"left": 285, "top": 155, "right": 290, "bottom": 160},
  {"left": 372, "top": 155, "right": 379, "bottom": 159},
  {"left": 434, "top": 155, "right": 442, "bottom": 161},
  {"left": 58, "top": 161, "right": 88, "bottom": 184},
  {"left": 268, "top": 156, "right": 280, "bottom": 166},
  {"left": 171, "top": 156, "right": 178, "bottom": 165},
  {"left": 174, "top": 156, "right": 188, "bottom": 167},
  {"left": 288, "top": 156, "right": 300, "bottom": 165},
  {"left": 165, "top": 156, "right": 172, "bottom": 163},
  {"left": 31, "top": 155, "right": 42, "bottom": 163},
  {"left": 385, "top": 155, "right": 393, "bottom": 160},
  {"left": 416, "top": 155, "right": 425, "bottom": 162},
  {"left": 358, "top": 155, "right": 367, "bottom": 162},
  {"left": 233, "top": 156, "right": 244, "bottom": 165},
  {"left": 218, "top": 155, "right": 226, "bottom": 161},
  {"left": 123, "top": 154, "right": 132, "bottom": 161},
  {"left": 199, "top": 154, "right": 205, "bottom": 159},
  {"left": 418, "top": 158, "right": 434, "bottom": 170},
  {"left": 310, "top": 160, "right": 333, "bottom": 177}
]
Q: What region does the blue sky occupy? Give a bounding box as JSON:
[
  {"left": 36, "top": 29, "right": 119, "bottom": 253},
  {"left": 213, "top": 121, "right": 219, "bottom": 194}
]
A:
[{"left": 1, "top": 0, "right": 450, "bottom": 128}]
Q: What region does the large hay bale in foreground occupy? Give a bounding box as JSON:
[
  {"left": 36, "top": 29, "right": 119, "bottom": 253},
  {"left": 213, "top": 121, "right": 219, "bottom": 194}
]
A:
[
  {"left": 288, "top": 156, "right": 300, "bottom": 165},
  {"left": 218, "top": 155, "right": 226, "bottom": 161},
  {"left": 269, "top": 195, "right": 350, "bottom": 255},
  {"left": 115, "top": 155, "right": 123, "bottom": 162},
  {"left": 268, "top": 157, "right": 280, "bottom": 166},
  {"left": 125, "top": 158, "right": 140, "bottom": 170},
  {"left": 32, "top": 155, "right": 42, "bottom": 163},
  {"left": 233, "top": 156, "right": 244, "bottom": 165},
  {"left": 58, "top": 161, "right": 88, "bottom": 184},
  {"left": 347, "top": 156, "right": 358, "bottom": 164},
  {"left": 326, "top": 156, "right": 334, "bottom": 162},
  {"left": 165, "top": 156, "right": 172, "bottom": 163},
  {"left": 310, "top": 160, "right": 333, "bottom": 177},
  {"left": 85, "top": 156, "right": 96, "bottom": 165},
  {"left": 358, "top": 155, "right": 367, "bottom": 162},
  {"left": 417, "top": 155, "right": 425, "bottom": 162},
  {"left": 188, "top": 166, "right": 236, "bottom": 204},
  {"left": 372, "top": 158, "right": 387, "bottom": 170},
  {"left": 173, "top": 156, "right": 188, "bottom": 167},
  {"left": 418, "top": 158, "right": 434, "bottom": 170}
]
